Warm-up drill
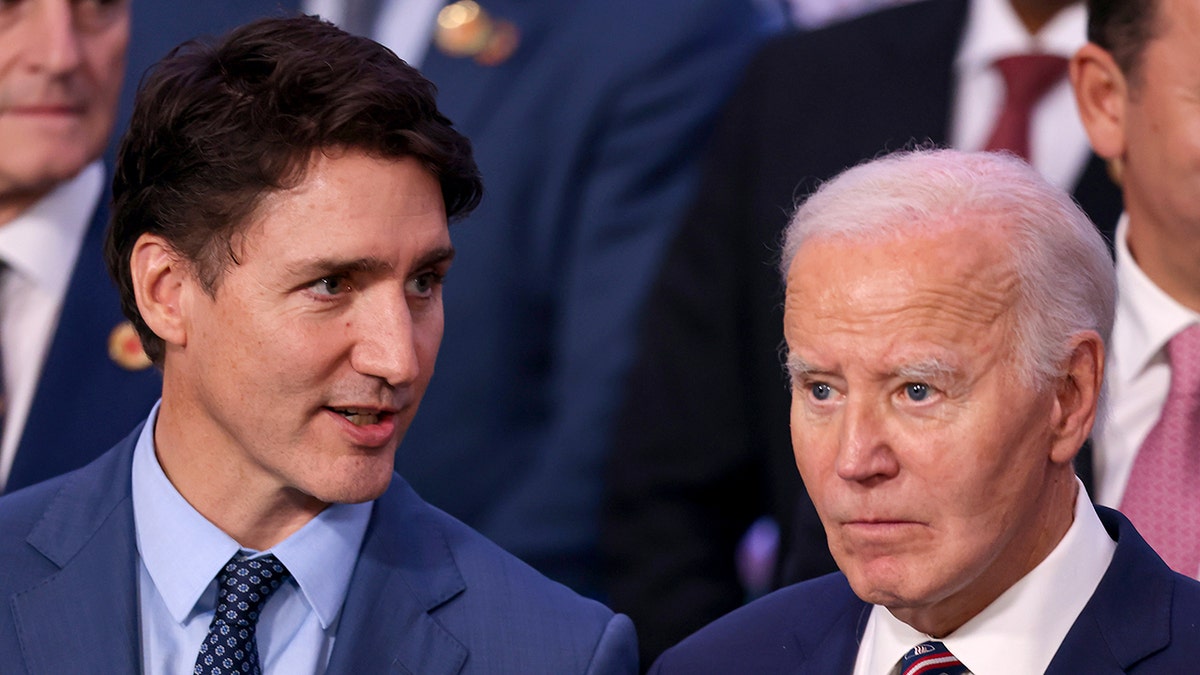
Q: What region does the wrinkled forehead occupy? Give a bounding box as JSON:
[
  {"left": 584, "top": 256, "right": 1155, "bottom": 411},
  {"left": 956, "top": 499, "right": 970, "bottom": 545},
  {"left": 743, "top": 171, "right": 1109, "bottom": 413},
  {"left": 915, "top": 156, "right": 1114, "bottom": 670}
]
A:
[{"left": 783, "top": 225, "right": 1021, "bottom": 348}]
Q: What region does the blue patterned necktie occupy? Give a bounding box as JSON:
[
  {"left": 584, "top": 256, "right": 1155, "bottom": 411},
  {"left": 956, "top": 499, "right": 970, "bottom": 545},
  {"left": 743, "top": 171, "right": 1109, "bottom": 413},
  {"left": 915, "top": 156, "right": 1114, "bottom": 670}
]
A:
[
  {"left": 899, "top": 641, "right": 971, "bottom": 675},
  {"left": 193, "top": 553, "right": 291, "bottom": 675}
]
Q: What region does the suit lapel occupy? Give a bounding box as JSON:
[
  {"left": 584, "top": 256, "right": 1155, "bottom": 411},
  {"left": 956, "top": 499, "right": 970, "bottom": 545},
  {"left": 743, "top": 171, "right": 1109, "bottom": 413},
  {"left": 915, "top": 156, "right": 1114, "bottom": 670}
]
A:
[
  {"left": 1048, "top": 507, "right": 1175, "bottom": 673},
  {"left": 325, "top": 478, "right": 468, "bottom": 674},
  {"left": 794, "top": 578, "right": 870, "bottom": 673},
  {"left": 10, "top": 435, "right": 142, "bottom": 672}
]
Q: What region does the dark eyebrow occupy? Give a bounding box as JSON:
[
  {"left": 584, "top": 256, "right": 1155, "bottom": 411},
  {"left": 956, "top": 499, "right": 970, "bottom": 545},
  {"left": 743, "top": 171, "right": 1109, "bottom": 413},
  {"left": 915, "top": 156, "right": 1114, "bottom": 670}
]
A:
[
  {"left": 414, "top": 245, "right": 456, "bottom": 271},
  {"left": 284, "top": 246, "right": 456, "bottom": 279}
]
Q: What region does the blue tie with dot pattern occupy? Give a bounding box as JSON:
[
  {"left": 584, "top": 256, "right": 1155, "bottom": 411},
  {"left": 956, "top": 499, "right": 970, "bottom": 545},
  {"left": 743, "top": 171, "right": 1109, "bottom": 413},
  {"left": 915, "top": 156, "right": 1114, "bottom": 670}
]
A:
[{"left": 193, "top": 553, "right": 291, "bottom": 675}]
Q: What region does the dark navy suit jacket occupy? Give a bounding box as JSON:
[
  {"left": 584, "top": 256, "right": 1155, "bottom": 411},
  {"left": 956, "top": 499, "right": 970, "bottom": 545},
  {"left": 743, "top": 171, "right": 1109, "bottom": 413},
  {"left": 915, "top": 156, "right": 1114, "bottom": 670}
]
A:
[
  {"left": 0, "top": 425, "right": 638, "bottom": 674},
  {"left": 649, "top": 506, "right": 1200, "bottom": 674}
]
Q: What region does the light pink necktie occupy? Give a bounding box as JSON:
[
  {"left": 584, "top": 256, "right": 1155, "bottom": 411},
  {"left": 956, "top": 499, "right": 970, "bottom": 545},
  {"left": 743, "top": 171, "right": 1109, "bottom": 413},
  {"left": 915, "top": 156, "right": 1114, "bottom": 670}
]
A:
[
  {"left": 983, "top": 54, "right": 1068, "bottom": 161},
  {"left": 1120, "top": 324, "right": 1200, "bottom": 574}
]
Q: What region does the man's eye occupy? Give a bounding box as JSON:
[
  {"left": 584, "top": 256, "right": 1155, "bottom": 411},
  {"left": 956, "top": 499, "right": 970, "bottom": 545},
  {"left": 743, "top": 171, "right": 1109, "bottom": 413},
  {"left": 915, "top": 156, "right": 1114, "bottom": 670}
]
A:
[
  {"left": 309, "top": 276, "right": 349, "bottom": 296},
  {"left": 810, "top": 383, "right": 832, "bottom": 401},
  {"left": 904, "top": 383, "right": 930, "bottom": 402},
  {"left": 407, "top": 272, "right": 443, "bottom": 297}
]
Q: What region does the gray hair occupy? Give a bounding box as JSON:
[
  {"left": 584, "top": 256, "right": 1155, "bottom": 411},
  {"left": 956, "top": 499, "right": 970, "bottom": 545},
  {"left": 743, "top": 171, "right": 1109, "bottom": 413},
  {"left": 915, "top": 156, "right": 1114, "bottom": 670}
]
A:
[{"left": 779, "top": 148, "right": 1115, "bottom": 390}]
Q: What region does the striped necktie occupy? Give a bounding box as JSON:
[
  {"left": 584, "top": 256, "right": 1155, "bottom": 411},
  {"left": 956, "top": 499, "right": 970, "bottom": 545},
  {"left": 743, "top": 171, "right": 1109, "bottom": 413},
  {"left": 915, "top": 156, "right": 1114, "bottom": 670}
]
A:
[{"left": 899, "top": 641, "right": 970, "bottom": 675}]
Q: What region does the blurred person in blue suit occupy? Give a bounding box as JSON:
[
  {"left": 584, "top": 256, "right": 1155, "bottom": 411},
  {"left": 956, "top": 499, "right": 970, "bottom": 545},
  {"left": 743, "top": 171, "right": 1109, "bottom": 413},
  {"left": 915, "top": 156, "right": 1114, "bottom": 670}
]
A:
[
  {"left": 297, "top": 0, "right": 773, "bottom": 597},
  {"left": 0, "top": 0, "right": 162, "bottom": 494},
  {"left": 0, "top": 16, "right": 637, "bottom": 673}
]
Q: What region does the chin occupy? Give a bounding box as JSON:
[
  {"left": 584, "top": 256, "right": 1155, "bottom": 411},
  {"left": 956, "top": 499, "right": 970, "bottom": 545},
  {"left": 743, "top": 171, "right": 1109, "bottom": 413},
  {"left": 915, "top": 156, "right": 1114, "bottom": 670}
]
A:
[{"left": 307, "top": 463, "right": 396, "bottom": 505}]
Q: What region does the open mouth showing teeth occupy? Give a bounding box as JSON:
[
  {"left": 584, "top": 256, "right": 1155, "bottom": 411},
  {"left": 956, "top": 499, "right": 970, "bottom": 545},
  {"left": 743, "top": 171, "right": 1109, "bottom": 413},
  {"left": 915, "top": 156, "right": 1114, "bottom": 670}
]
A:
[{"left": 331, "top": 408, "right": 383, "bottom": 426}]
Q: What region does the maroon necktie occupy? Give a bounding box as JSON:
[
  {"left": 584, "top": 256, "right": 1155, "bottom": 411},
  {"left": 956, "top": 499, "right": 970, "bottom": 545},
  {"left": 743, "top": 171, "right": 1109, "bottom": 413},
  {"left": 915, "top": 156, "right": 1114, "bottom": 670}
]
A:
[
  {"left": 983, "top": 54, "right": 1068, "bottom": 161},
  {"left": 1120, "top": 324, "right": 1200, "bottom": 574}
]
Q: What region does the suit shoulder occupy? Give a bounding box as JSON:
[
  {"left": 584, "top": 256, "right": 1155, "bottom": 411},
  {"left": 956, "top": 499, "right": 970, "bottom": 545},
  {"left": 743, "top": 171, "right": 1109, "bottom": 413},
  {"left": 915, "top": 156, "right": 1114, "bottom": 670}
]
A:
[
  {"left": 652, "top": 573, "right": 862, "bottom": 673},
  {"left": 431, "top": 503, "right": 615, "bottom": 618},
  {"left": 402, "top": 492, "right": 638, "bottom": 672},
  {"left": 0, "top": 471, "right": 74, "bottom": 538}
]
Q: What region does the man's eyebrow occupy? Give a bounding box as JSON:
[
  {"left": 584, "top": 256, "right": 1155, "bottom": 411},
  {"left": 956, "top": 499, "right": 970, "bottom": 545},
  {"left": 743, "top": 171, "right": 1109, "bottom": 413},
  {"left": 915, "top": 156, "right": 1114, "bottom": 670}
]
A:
[
  {"left": 893, "top": 358, "right": 958, "bottom": 382},
  {"left": 413, "top": 245, "right": 456, "bottom": 270},
  {"left": 785, "top": 355, "right": 826, "bottom": 380},
  {"left": 284, "top": 246, "right": 456, "bottom": 278}
]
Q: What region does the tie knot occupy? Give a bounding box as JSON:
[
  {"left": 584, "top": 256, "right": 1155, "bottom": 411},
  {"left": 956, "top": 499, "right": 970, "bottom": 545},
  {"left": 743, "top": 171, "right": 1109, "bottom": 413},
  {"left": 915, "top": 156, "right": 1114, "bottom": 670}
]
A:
[
  {"left": 1166, "top": 324, "right": 1200, "bottom": 400},
  {"left": 900, "top": 640, "right": 969, "bottom": 675},
  {"left": 994, "top": 54, "right": 1068, "bottom": 106},
  {"left": 214, "top": 553, "right": 291, "bottom": 628}
]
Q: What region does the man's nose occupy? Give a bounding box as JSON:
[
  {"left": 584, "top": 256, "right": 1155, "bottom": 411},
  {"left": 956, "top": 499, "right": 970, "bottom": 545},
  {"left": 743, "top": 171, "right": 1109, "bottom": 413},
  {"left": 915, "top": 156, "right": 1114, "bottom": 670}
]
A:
[
  {"left": 23, "top": 0, "right": 85, "bottom": 76},
  {"left": 350, "top": 292, "right": 423, "bottom": 388},
  {"left": 835, "top": 397, "right": 899, "bottom": 484}
]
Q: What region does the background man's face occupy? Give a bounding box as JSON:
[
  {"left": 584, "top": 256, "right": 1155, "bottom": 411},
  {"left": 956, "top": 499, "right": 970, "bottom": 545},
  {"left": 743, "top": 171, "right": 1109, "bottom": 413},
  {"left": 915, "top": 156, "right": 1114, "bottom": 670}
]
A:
[
  {"left": 0, "top": 0, "right": 128, "bottom": 216},
  {"left": 783, "top": 224, "right": 1063, "bottom": 635},
  {"left": 167, "top": 151, "right": 452, "bottom": 507},
  {"left": 1117, "top": 0, "right": 1200, "bottom": 263}
]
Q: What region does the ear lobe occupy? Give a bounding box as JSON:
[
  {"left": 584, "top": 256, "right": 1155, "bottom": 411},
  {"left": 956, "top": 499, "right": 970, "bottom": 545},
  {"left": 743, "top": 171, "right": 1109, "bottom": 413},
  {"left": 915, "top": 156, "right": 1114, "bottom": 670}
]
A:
[
  {"left": 1048, "top": 332, "right": 1105, "bottom": 465},
  {"left": 130, "top": 233, "right": 189, "bottom": 353},
  {"left": 1070, "top": 43, "right": 1129, "bottom": 164}
]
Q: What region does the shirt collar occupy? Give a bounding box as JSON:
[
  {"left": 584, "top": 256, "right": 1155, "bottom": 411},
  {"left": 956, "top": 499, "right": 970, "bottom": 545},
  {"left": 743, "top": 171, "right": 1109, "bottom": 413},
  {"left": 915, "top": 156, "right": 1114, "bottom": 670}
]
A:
[
  {"left": 131, "top": 401, "right": 373, "bottom": 630},
  {"left": 958, "top": 0, "right": 1086, "bottom": 73},
  {"left": 0, "top": 161, "right": 99, "bottom": 293},
  {"left": 1112, "top": 213, "right": 1200, "bottom": 382},
  {"left": 862, "top": 479, "right": 1116, "bottom": 675}
]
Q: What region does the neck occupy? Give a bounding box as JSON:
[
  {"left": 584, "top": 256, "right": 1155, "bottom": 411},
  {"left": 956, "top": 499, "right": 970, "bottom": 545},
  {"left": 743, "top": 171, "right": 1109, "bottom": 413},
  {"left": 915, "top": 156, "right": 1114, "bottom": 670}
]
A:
[
  {"left": 1125, "top": 207, "right": 1200, "bottom": 314},
  {"left": 1009, "top": 0, "right": 1076, "bottom": 34},
  {"left": 153, "top": 393, "right": 328, "bottom": 551}
]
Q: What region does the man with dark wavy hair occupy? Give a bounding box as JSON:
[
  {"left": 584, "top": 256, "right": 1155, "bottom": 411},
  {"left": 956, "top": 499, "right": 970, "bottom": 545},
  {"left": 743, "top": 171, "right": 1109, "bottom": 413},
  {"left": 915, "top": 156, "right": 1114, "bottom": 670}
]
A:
[{"left": 0, "top": 15, "right": 636, "bottom": 673}]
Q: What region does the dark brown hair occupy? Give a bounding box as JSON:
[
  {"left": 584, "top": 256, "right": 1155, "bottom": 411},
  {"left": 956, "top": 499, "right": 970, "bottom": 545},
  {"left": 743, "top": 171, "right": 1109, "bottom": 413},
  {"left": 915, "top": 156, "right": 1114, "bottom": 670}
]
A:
[{"left": 106, "top": 14, "right": 482, "bottom": 364}]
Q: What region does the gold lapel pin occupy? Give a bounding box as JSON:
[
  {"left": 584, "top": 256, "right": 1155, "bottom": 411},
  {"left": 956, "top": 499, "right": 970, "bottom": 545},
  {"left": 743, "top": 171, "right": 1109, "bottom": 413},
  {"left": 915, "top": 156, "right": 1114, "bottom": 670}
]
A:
[
  {"left": 435, "top": 1, "right": 520, "bottom": 66},
  {"left": 108, "top": 321, "right": 153, "bottom": 371}
]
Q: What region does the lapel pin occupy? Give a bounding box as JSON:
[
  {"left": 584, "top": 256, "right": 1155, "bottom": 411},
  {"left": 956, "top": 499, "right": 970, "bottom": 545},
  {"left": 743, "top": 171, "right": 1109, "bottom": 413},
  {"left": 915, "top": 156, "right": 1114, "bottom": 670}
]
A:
[
  {"left": 435, "top": 1, "right": 520, "bottom": 66},
  {"left": 109, "top": 321, "right": 152, "bottom": 371}
]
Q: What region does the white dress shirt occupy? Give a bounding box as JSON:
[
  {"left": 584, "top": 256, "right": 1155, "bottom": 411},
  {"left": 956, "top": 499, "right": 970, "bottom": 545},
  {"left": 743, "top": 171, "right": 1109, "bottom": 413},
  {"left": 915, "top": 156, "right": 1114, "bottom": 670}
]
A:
[
  {"left": 1093, "top": 216, "right": 1200, "bottom": 518},
  {"left": 952, "top": 0, "right": 1091, "bottom": 191},
  {"left": 132, "top": 402, "right": 373, "bottom": 674},
  {"left": 0, "top": 162, "right": 98, "bottom": 490},
  {"left": 852, "top": 479, "right": 1116, "bottom": 675}
]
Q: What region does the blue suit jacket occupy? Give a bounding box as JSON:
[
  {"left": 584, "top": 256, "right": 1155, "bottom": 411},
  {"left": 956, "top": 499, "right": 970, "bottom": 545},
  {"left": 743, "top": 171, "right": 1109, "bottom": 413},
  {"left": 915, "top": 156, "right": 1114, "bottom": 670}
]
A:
[
  {"left": 0, "top": 425, "right": 638, "bottom": 674},
  {"left": 649, "top": 506, "right": 1200, "bottom": 674}
]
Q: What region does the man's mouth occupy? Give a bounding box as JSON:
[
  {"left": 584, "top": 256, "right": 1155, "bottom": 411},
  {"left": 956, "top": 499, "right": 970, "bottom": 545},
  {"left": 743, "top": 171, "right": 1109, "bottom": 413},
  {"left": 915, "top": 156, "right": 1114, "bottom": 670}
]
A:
[{"left": 329, "top": 407, "right": 386, "bottom": 426}]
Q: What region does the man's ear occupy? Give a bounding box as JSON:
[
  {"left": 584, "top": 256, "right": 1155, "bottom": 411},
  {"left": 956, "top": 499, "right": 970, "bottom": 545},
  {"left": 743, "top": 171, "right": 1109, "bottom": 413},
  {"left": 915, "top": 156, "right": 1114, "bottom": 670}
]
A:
[
  {"left": 1070, "top": 43, "right": 1129, "bottom": 165},
  {"left": 130, "top": 234, "right": 189, "bottom": 351},
  {"left": 1049, "top": 332, "right": 1105, "bottom": 465}
]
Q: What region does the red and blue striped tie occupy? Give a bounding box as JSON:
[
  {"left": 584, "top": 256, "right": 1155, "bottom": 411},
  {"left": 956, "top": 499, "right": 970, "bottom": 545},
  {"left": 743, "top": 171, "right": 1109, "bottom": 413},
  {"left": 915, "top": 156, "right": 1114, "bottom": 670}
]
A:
[{"left": 899, "top": 641, "right": 970, "bottom": 675}]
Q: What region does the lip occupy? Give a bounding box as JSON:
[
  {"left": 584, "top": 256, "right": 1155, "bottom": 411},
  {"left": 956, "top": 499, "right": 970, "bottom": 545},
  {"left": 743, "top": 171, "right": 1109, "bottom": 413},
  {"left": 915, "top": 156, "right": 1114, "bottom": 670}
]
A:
[
  {"left": 323, "top": 406, "right": 399, "bottom": 449},
  {"left": 841, "top": 520, "right": 927, "bottom": 538}
]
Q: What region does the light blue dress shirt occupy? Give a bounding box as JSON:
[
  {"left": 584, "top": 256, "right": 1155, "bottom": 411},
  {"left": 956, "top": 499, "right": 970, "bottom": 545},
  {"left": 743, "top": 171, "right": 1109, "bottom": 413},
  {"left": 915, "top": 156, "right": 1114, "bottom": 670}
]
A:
[{"left": 131, "top": 402, "right": 373, "bottom": 673}]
